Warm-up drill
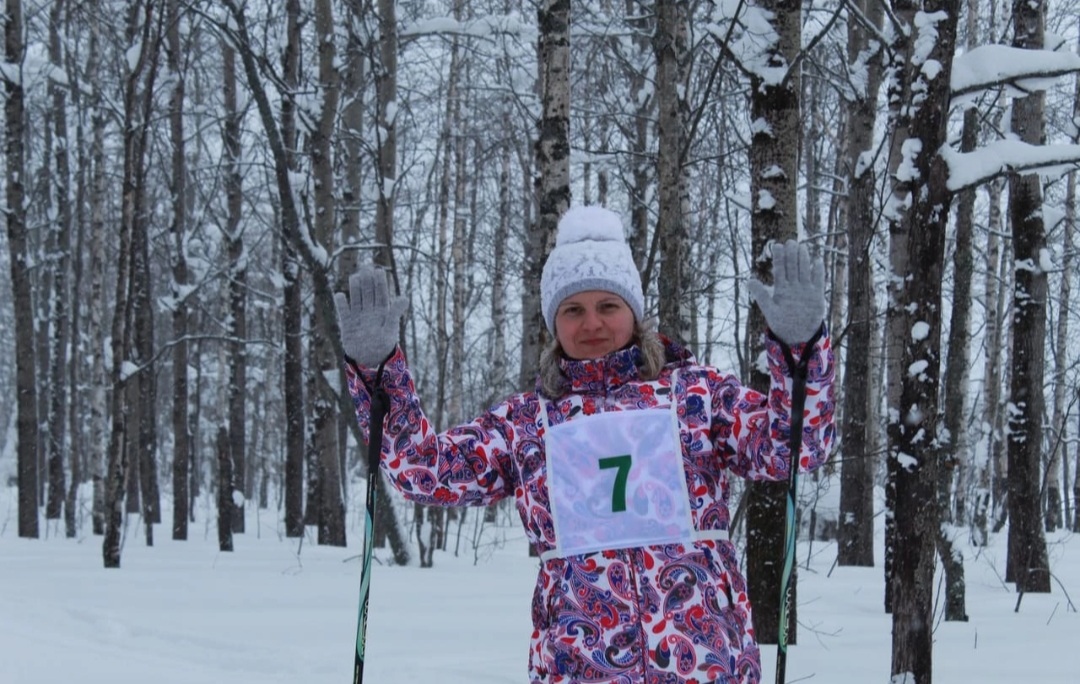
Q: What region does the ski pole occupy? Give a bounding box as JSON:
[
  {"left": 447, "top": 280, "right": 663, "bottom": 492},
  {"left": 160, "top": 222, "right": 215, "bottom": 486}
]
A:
[
  {"left": 354, "top": 366, "right": 390, "bottom": 684},
  {"left": 774, "top": 326, "right": 821, "bottom": 684}
]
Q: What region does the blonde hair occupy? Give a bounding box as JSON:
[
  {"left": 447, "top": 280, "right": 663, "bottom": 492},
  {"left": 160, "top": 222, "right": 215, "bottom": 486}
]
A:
[{"left": 538, "top": 321, "right": 666, "bottom": 398}]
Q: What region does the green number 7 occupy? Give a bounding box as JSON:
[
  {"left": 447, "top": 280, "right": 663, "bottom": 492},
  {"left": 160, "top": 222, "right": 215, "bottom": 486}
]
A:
[{"left": 598, "top": 454, "right": 632, "bottom": 512}]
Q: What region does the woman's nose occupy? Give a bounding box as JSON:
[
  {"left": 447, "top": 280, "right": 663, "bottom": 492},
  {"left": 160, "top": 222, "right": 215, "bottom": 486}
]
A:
[{"left": 581, "top": 308, "right": 601, "bottom": 328}]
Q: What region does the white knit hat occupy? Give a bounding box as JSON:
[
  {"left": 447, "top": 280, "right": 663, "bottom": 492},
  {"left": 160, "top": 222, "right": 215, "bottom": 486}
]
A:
[{"left": 540, "top": 205, "right": 644, "bottom": 334}]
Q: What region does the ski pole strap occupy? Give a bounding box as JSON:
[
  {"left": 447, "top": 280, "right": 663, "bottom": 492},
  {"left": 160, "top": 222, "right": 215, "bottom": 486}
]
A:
[
  {"left": 774, "top": 323, "right": 823, "bottom": 684},
  {"left": 365, "top": 363, "right": 390, "bottom": 525},
  {"left": 355, "top": 362, "right": 390, "bottom": 684},
  {"left": 776, "top": 323, "right": 823, "bottom": 457},
  {"left": 368, "top": 375, "right": 390, "bottom": 488}
]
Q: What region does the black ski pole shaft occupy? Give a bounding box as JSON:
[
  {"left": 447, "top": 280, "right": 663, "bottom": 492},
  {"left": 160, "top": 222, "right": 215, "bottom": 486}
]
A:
[
  {"left": 774, "top": 327, "right": 820, "bottom": 684},
  {"left": 354, "top": 368, "right": 389, "bottom": 684}
]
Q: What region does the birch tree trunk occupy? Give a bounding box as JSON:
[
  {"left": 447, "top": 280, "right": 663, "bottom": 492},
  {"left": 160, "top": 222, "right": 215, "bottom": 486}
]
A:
[
  {"left": 439, "top": 8, "right": 470, "bottom": 561},
  {"left": 655, "top": 0, "right": 689, "bottom": 341},
  {"left": 373, "top": 0, "right": 398, "bottom": 274},
  {"left": 837, "top": 0, "right": 884, "bottom": 568},
  {"left": 281, "top": 0, "right": 305, "bottom": 539},
  {"left": 1047, "top": 40, "right": 1080, "bottom": 533},
  {"left": 222, "top": 37, "right": 248, "bottom": 535},
  {"left": 184, "top": 43, "right": 206, "bottom": 522},
  {"left": 883, "top": 4, "right": 960, "bottom": 682},
  {"left": 64, "top": 5, "right": 89, "bottom": 539},
  {"left": 937, "top": 110, "right": 980, "bottom": 618},
  {"left": 1065, "top": 167, "right": 1078, "bottom": 534},
  {"left": 45, "top": 0, "right": 73, "bottom": 527},
  {"left": 130, "top": 1, "right": 163, "bottom": 542},
  {"left": 339, "top": 7, "right": 365, "bottom": 280},
  {"left": 744, "top": 0, "right": 801, "bottom": 645},
  {"left": 1074, "top": 397, "right": 1080, "bottom": 530},
  {"left": 36, "top": 98, "right": 54, "bottom": 517},
  {"left": 86, "top": 0, "right": 108, "bottom": 536},
  {"left": 520, "top": 0, "right": 571, "bottom": 557},
  {"left": 1046, "top": 186, "right": 1072, "bottom": 532},
  {"left": 216, "top": 427, "right": 234, "bottom": 552},
  {"left": 937, "top": 106, "right": 975, "bottom": 622},
  {"left": 337, "top": 0, "right": 367, "bottom": 510},
  {"left": 491, "top": 120, "right": 511, "bottom": 403},
  {"left": 124, "top": 372, "right": 142, "bottom": 517},
  {"left": 950, "top": 0, "right": 987, "bottom": 535},
  {"left": 931, "top": 0, "right": 980, "bottom": 622},
  {"left": 367, "top": 0, "right": 410, "bottom": 563},
  {"left": 168, "top": 0, "right": 191, "bottom": 540},
  {"left": 312, "top": 0, "right": 345, "bottom": 547},
  {"left": 974, "top": 177, "right": 1008, "bottom": 545},
  {"left": 1005, "top": 0, "right": 1051, "bottom": 593},
  {"left": 983, "top": 0, "right": 1007, "bottom": 536},
  {"left": 133, "top": 144, "right": 160, "bottom": 537},
  {"left": 882, "top": 1, "right": 912, "bottom": 612},
  {"left": 105, "top": 0, "right": 159, "bottom": 567},
  {"left": 624, "top": 3, "right": 652, "bottom": 273},
  {"left": 524, "top": 0, "right": 569, "bottom": 390},
  {"left": 432, "top": 27, "right": 461, "bottom": 433},
  {"left": 450, "top": 56, "right": 468, "bottom": 433},
  {"left": 5, "top": 0, "right": 39, "bottom": 539},
  {"left": 995, "top": 252, "right": 1015, "bottom": 535}
]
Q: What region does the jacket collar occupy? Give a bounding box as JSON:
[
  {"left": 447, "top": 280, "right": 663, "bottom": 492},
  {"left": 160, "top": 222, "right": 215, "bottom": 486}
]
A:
[
  {"left": 559, "top": 344, "right": 643, "bottom": 393},
  {"left": 541, "top": 335, "right": 698, "bottom": 395}
]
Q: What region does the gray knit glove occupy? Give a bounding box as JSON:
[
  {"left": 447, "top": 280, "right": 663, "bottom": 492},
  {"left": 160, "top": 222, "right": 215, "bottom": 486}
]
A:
[
  {"left": 333, "top": 264, "right": 408, "bottom": 367},
  {"left": 747, "top": 239, "right": 825, "bottom": 346}
]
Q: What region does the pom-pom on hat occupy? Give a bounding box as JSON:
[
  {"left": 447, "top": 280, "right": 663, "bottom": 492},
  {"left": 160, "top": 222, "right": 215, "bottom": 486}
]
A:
[{"left": 540, "top": 205, "right": 645, "bottom": 335}]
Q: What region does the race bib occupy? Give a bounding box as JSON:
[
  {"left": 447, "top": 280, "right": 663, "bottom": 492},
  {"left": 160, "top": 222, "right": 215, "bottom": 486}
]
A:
[{"left": 542, "top": 399, "right": 695, "bottom": 558}]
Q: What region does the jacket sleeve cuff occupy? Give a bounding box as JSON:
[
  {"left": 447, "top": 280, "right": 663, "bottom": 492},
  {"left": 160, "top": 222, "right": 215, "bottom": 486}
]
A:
[{"left": 764, "top": 322, "right": 827, "bottom": 374}]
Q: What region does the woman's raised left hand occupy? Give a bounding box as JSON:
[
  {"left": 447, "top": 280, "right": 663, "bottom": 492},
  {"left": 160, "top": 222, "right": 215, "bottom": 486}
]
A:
[{"left": 746, "top": 239, "right": 825, "bottom": 346}]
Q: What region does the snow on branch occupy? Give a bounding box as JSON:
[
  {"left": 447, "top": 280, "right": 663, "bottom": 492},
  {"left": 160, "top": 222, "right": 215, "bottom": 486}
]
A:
[
  {"left": 942, "top": 139, "right": 1080, "bottom": 192},
  {"left": 951, "top": 44, "right": 1080, "bottom": 102},
  {"left": 401, "top": 13, "right": 533, "bottom": 39},
  {"left": 704, "top": 2, "right": 783, "bottom": 85}
]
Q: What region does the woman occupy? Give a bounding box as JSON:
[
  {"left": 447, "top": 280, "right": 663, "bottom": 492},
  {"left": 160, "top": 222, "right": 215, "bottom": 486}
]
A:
[{"left": 336, "top": 205, "right": 835, "bottom": 684}]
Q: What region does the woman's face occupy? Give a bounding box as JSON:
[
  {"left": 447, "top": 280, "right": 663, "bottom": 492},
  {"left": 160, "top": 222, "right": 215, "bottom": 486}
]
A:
[{"left": 554, "top": 290, "right": 636, "bottom": 360}]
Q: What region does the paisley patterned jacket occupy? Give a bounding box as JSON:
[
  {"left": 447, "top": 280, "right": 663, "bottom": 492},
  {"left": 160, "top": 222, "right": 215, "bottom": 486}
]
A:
[{"left": 345, "top": 331, "right": 835, "bottom": 684}]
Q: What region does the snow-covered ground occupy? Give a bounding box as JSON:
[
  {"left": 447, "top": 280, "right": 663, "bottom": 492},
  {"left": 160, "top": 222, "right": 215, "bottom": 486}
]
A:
[{"left": 1, "top": 485, "right": 1077, "bottom": 684}]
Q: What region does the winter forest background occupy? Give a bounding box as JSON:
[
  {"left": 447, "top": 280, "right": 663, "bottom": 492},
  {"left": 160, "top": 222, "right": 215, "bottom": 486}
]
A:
[{"left": 2, "top": 0, "right": 1080, "bottom": 682}]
